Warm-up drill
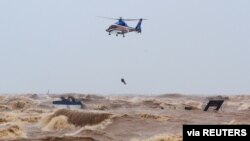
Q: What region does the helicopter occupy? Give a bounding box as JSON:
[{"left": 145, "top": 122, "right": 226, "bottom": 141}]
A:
[{"left": 99, "top": 17, "right": 147, "bottom": 37}]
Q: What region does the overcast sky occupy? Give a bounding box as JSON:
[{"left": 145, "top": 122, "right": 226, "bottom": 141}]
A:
[{"left": 0, "top": 0, "right": 249, "bottom": 95}]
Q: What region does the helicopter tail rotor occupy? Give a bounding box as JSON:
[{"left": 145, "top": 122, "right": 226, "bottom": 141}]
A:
[{"left": 135, "top": 19, "right": 144, "bottom": 33}]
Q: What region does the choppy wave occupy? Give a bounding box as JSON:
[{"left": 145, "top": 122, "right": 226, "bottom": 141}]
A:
[
  {"left": 41, "top": 109, "right": 112, "bottom": 131},
  {"left": 42, "top": 115, "right": 75, "bottom": 131},
  {"left": 183, "top": 100, "right": 202, "bottom": 110},
  {"left": 0, "top": 125, "right": 26, "bottom": 139},
  {"left": 238, "top": 103, "right": 250, "bottom": 111},
  {"left": 131, "top": 134, "right": 182, "bottom": 141},
  {"left": 139, "top": 113, "right": 171, "bottom": 121}
]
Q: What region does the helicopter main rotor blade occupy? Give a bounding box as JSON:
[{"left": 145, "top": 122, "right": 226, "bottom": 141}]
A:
[
  {"left": 123, "top": 18, "right": 148, "bottom": 21},
  {"left": 123, "top": 19, "right": 140, "bottom": 21},
  {"left": 97, "top": 16, "right": 118, "bottom": 20},
  {"left": 97, "top": 16, "right": 148, "bottom": 21}
]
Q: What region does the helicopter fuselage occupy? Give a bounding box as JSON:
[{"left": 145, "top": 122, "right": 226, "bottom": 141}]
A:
[{"left": 106, "top": 24, "right": 136, "bottom": 37}]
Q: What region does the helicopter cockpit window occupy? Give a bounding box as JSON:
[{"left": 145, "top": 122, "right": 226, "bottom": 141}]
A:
[{"left": 116, "top": 20, "right": 128, "bottom": 26}]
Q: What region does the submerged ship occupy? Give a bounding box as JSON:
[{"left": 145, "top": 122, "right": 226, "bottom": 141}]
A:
[{"left": 52, "top": 96, "right": 83, "bottom": 109}]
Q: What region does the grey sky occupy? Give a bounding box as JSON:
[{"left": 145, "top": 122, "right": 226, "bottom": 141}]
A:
[{"left": 0, "top": 0, "right": 249, "bottom": 95}]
